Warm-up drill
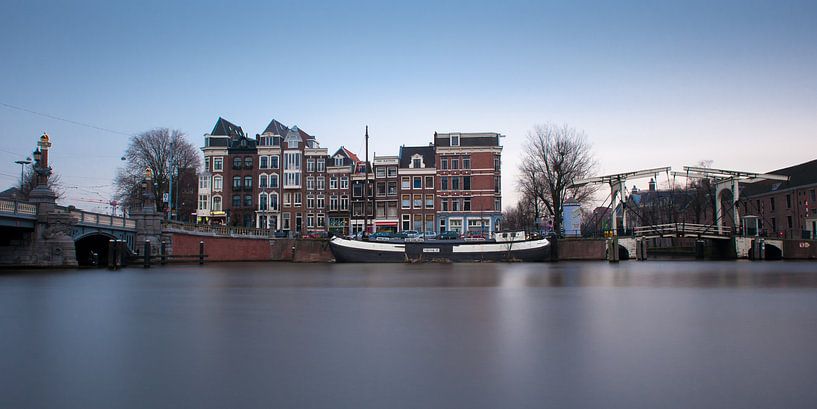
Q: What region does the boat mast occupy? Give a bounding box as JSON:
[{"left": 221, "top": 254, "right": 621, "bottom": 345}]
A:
[{"left": 363, "top": 125, "right": 369, "bottom": 235}]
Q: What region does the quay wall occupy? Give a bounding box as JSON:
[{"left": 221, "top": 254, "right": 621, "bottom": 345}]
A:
[
  {"left": 167, "top": 232, "right": 334, "bottom": 262},
  {"left": 558, "top": 239, "right": 606, "bottom": 260}
]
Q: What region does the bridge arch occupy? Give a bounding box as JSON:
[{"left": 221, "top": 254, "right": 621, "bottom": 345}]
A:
[
  {"left": 765, "top": 243, "right": 783, "bottom": 260},
  {"left": 75, "top": 232, "right": 116, "bottom": 266},
  {"left": 617, "top": 245, "right": 630, "bottom": 261}
]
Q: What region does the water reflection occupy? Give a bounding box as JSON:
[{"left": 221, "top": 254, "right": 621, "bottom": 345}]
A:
[{"left": 1, "top": 261, "right": 817, "bottom": 408}]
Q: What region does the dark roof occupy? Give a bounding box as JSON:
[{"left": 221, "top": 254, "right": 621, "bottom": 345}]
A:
[
  {"left": 262, "top": 119, "right": 289, "bottom": 135},
  {"left": 0, "top": 186, "right": 22, "bottom": 200},
  {"left": 434, "top": 132, "right": 500, "bottom": 147},
  {"left": 330, "top": 146, "right": 359, "bottom": 166},
  {"left": 398, "top": 146, "right": 436, "bottom": 168},
  {"left": 210, "top": 117, "right": 245, "bottom": 138},
  {"left": 741, "top": 159, "right": 817, "bottom": 197}
]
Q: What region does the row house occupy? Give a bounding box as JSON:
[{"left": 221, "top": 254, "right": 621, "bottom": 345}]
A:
[
  {"left": 327, "top": 147, "right": 359, "bottom": 235},
  {"left": 434, "top": 132, "right": 503, "bottom": 235},
  {"left": 397, "top": 146, "right": 435, "bottom": 232},
  {"left": 197, "top": 118, "right": 504, "bottom": 235},
  {"left": 373, "top": 155, "right": 400, "bottom": 232}
]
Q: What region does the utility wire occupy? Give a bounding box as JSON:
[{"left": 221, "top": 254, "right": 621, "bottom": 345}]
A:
[{"left": 0, "top": 101, "right": 136, "bottom": 137}]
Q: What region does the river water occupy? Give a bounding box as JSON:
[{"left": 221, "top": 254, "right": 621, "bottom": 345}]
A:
[{"left": 2, "top": 261, "right": 817, "bottom": 409}]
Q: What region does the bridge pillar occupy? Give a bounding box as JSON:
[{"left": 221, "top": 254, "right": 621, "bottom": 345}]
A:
[{"left": 131, "top": 168, "right": 169, "bottom": 257}]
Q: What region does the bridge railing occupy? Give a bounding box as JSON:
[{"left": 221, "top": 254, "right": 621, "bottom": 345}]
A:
[
  {"left": 59, "top": 206, "right": 137, "bottom": 230},
  {"left": 0, "top": 200, "right": 37, "bottom": 216},
  {"left": 162, "top": 221, "right": 272, "bottom": 238},
  {"left": 634, "top": 223, "right": 731, "bottom": 237}
]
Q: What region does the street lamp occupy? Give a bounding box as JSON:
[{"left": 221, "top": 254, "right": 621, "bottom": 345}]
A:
[{"left": 14, "top": 157, "right": 31, "bottom": 194}]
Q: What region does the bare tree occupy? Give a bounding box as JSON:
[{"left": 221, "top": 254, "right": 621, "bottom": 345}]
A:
[
  {"left": 502, "top": 192, "right": 538, "bottom": 231},
  {"left": 518, "top": 123, "right": 597, "bottom": 236},
  {"left": 114, "top": 128, "right": 200, "bottom": 213},
  {"left": 16, "top": 164, "right": 64, "bottom": 200}
]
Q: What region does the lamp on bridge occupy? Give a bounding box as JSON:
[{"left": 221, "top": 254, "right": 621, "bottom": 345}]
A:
[{"left": 14, "top": 157, "right": 31, "bottom": 195}]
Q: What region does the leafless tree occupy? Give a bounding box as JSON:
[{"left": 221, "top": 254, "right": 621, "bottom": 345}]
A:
[
  {"left": 518, "top": 123, "right": 598, "bottom": 236},
  {"left": 16, "top": 164, "right": 64, "bottom": 200},
  {"left": 502, "top": 192, "right": 538, "bottom": 231},
  {"left": 114, "top": 128, "right": 200, "bottom": 213}
]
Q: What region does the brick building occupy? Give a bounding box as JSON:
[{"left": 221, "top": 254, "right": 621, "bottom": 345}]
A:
[
  {"left": 197, "top": 118, "right": 505, "bottom": 236},
  {"left": 434, "top": 132, "right": 503, "bottom": 235},
  {"left": 373, "top": 155, "right": 400, "bottom": 232},
  {"left": 397, "top": 146, "right": 435, "bottom": 232},
  {"left": 739, "top": 159, "right": 817, "bottom": 239}
]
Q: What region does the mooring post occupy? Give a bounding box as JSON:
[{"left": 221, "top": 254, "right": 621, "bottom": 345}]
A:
[
  {"left": 160, "top": 241, "right": 167, "bottom": 265},
  {"left": 115, "top": 240, "right": 123, "bottom": 269},
  {"left": 549, "top": 234, "right": 559, "bottom": 262},
  {"left": 199, "top": 241, "right": 205, "bottom": 265},
  {"left": 143, "top": 240, "right": 151, "bottom": 268},
  {"left": 107, "top": 239, "right": 115, "bottom": 269},
  {"left": 695, "top": 240, "right": 705, "bottom": 260}
]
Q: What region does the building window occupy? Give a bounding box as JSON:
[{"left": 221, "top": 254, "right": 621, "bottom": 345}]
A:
[
  {"left": 212, "top": 196, "right": 222, "bottom": 211},
  {"left": 294, "top": 192, "right": 302, "bottom": 207},
  {"left": 441, "top": 199, "right": 448, "bottom": 211},
  {"left": 340, "top": 176, "right": 349, "bottom": 189},
  {"left": 307, "top": 176, "right": 315, "bottom": 190},
  {"left": 340, "top": 195, "right": 349, "bottom": 211},
  {"left": 233, "top": 157, "right": 242, "bottom": 170},
  {"left": 260, "top": 156, "right": 268, "bottom": 169},
  {"left": 259, "top": 174, "right": 268, "bottom": 188},
  {"left": 205, "top": 157, "right": 211, "bottom": 172},
  {"left": 213, "top": 175, "right": 223, "bottom": 191},
  {"left": 334, "top": 156, "right": 344, "bottom": 167},
  {"left": 463, "top": 157, "right": 470, "bottom": 169},
  {"left": 307, "top": 195, "right": 315, "bottom": 209},
  {"left": 284, "top": 172, "right": 301, "bottom": 188},
  {"left": 270, "top": 155, "right": 279, "bottom": 169},
  {"left": 494, "top": 176, "right": 501, "bottom": 193},
  {"left": 270, "top": 193, "right": 278, "bottom": 210},
  {"left": 317, "top": 159, "right": 325, "bottom": 172},
  {"left": 330, "top": 196, "right": 338, "bottom": 211},
  {"left": 387, "top": 167, "right": 397, "bottom": 177},
  {"left": 284, "top": 152, "right": 301, "bottom": 170},
  {"left": 441, "top": 158, "right": 448, "bottom": 170},
  {"left": 452, "top": 159, "right": 459, "bottom": 170},
  {"left": 425, "top": 195, "right": 434, "bottom": 209},
  {"left": 198, "top": 195, "right": 208, "bottom": 210},
  {"left": 439, "top": 218, "right": 446, "bottom": 233},
  {"left": 317, "top": 214, "right": 325, "bottom": 227},
  {"left": 232, "top": 195, "right": 241, "bottom": 207},
  {"left": 401, "top": 177, "right": 410, "bottom": 189},
  {"left": 282, "top": 213, "right": 291, "bottom": 230},
  {"left": 387, "top": 181, "right": 397, "bottom": 196},
  {"left": 495, "top": 198, "right": 501, "bottom": 211},
  {"left": 387, "top": 202, "right": 398, "bottom": 217},
  {"left": 307, "top": 159, "right": 315, "bottom": 172},
  {"left": 463, "top": 176, "right": 471, "bottom": 191},
  {"left": 244, "top": 176, "right": 253, "bottom": 189},
  {"left": 330, "top": 177, "right": 338, "bottom": 190},
  {"left": 307, "top": 214, "right": 315, "bottom": 228},
  {"left": 213, "top": 157, "right": 223, "bottom": 171},
  {"left": 353, "top": 183, "right": 362, "bottom": 197},
  {"left": 283, "top": 193, "right": 291, "bottom": 207},
  {"left": 413, "top": 177, "right": 422, "bottom": 189},
  {"left": 316, "top": 195, "right": 324, "bottom": 209},
  {"left": 244, "top": 157, "right": 253, "bottom": 169},
  {"left": 786, "top": 194, "right": 791, "bottom": 209},
  {"left": 787, "top": 215, "right": 793, "bottom": 229},
  {"left": 244, "top": 194, "right": 252, "bottom": 207},
  {"left": 376, "top": 202, "right": 386, "bottom": 218},
  {"left": 463, "top": 197, "right": 471, "bottom": 211},
  {"left": 441, "top": 177, "right": 448, "bottom": 191},
  {"left": 232, "top": 176, "right": 241, "bottom": 189},
  {"left": 317, "top": 176, "right": 325, "bottom": 190},
  {"left": 494, "top": 157, "right": 501, "bottom": 172},
  {"left": 452, "top": 177, "right": 460, "bottom": 190},
  {"left": 413, "top": 194, "right": 422, "bottom": 208},
  {"left": 412, "top": 158, "right": 422, "bottom": 168},
  {"left": 269, "top": 174, "right": 279, "bottom": 188},
  {"left": 402, "top": 214, "right": 411, "bottom": 231},
  {"left": 401, "top": 195, "right": 410, "bottom": 209},
  {"left": 376, "top": 167, "right": 386, "bottom": 178},
  {"left": 425, "top": 176, "right": 434, "bottom": 189},
  {"left": 452, "top": 199, "right": 460, "bottom": 212},
  {"left": 450, "top": 134, "right": 460, "bottom": 146},
  {"left": 259, "top": 193, "right": 267, "bottom": 210},
  {"left": 199, "top": 176, "right": 209, "bottom": 189},
  {"left": 376, "top": 182, "right": 386, "bottom": 197},
  {"left": 770, "top": 197, "right": 775, "bottom": 211}
]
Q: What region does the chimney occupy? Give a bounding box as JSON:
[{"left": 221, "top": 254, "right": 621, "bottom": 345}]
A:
[{"left": 648, "top": 178, "right": 656, "bottom": 192}]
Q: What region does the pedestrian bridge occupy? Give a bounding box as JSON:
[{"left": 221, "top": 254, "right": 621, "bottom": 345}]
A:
[{"left": 633, "top": 223, "right": 732, "bottom": 240}]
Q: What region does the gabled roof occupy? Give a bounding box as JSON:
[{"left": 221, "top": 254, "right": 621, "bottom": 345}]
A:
[
  {"left": 741, "top": 159, "right": 817, "bottom": 197},
  {"left": 210, "top": 117, "right": 245, "bottom": 137},
  {"left": 398, "top": 145, "right": 436, "bottom": 168},
  {"left": 262, "top": 119, "right": 289, "bottom": 136},
  {"left": 292, "top": 125, "right": 314, "bottom": 142},
  {"left": 329, "top": 146, "right": 360, "bottom": 166}
]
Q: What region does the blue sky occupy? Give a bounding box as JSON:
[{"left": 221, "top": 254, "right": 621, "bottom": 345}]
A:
[{"left": 1, "top": 0, "right": 815, "bottom": 211}]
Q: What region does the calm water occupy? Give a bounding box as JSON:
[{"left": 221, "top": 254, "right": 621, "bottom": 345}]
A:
[{"left": 2, "top": 261, "right": 817, "bottom": 409}]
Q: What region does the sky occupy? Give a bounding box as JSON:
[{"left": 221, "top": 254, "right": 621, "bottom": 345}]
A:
[{"left": 1, "top": 0, "right": 815, "bottom": 212}]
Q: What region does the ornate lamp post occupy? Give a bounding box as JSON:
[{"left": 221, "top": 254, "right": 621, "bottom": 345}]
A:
[{"left": 14, "top": 157, "right": 31, "bottom": 194}]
